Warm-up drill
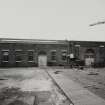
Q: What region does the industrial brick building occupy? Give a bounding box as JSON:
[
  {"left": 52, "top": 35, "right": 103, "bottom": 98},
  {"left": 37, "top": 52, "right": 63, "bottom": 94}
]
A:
[
  {"left": 70, "top": 41, "right": 105, "bottom": 67},
  {"left": 0, "top": 38, "right": 105, "bottom": 67},
  {"left": 0, "top": 38, "right": 68, "bottom": 67}
]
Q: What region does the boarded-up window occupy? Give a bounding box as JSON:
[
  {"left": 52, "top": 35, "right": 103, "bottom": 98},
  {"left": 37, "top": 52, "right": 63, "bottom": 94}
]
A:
[
  {"left": 15, "top": 50, "right": 22, "bottom": 62},
  {"left": 61, "top": 50, "right": 67, "bottom": 61},
  {"left": 2, "top": 50, "right": 9, "bottom": 62},
  {"left": 99, "top": 47, "right": 105, "bottom": 55},
  {"left": 74, "top": 47, "right": 79, "bottom": 58},
  {"left": 51, "top": 50, "right": 56, "bottom": 61},
  {"left": 28, "top": 50, "right": 34, "bottom": 61}
]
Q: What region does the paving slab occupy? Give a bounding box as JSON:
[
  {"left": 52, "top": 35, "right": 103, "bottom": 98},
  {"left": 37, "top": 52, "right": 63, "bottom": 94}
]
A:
[{"left": 48, "top": 70, "right": 105, "bottom": 105}]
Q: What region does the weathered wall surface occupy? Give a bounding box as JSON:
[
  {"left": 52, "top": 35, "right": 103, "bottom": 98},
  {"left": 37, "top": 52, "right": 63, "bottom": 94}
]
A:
[{"left": 0, "top": 40, "right": 105, "bottom": 67}]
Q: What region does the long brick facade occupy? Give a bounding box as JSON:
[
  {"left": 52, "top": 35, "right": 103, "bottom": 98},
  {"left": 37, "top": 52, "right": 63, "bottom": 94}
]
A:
[{"left": 0, "top": 38, "right": 105, "bottom": 67}]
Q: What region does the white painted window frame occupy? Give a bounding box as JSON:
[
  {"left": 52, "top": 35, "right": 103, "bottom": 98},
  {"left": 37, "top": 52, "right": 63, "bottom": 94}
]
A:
[
  {"left": 50, "top": 50, "right": 57, "bottom": 62},
  {"left": 15, "top": 49, "right": 22, "bottom": 62},
  {"left": 27, "top": 50, "right": 34, "bottom": 62},
  {"left": 1, "top": 49, "right": 9, "bottom": 62},
  {"left": 61, "top": 50, "right": 67, "bottom": 61}
]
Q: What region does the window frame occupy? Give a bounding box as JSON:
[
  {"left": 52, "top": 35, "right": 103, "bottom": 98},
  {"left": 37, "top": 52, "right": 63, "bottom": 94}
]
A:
[
  {"left": 1, "top": 50, "right": 9, "bottom": 62},
  {"left": 15, "top": 49, "right": 22, "bottom": 62},
  {"left": 27, "top": 50, "right": 34, "bottom": 62},
  {"left": 61, "top": 50, "right": 67, "bottom": 61},
  {"left": 51, "top": 50, "right": 57, "bottom": 61}
]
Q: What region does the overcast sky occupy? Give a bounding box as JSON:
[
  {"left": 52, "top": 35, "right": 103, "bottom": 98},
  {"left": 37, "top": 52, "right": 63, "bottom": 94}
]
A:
[{"left": 0, "top": 0, "right": 105, "bottom": 41}]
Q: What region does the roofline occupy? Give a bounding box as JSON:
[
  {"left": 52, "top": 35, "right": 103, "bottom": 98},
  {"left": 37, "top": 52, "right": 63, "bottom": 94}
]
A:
[
  {"left": 0, "top": 38, "right": 68, "bottom": 44},
  {"left": 0, "top": 38, "right": 105, "bottom": 43},
  {"left": 70, "top": 40, "right": 105, "bottom": 43},
  {"left": 0, "top": 38, "right": 66, "bottom": 42}
]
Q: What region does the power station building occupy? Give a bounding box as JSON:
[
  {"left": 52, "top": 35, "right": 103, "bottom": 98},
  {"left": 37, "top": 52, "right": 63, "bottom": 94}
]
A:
[{"left": 0, "top": 38, "right": 105, "bottom": 68}]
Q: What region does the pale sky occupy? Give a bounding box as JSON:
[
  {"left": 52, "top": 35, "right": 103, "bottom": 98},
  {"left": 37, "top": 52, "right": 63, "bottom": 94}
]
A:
[{"left": 0, "top": 0, "right": 105, "bottom": 41}]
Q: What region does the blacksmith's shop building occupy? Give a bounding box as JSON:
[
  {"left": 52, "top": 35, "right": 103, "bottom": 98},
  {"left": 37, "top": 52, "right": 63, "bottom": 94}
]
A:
[{"left": 0, "top": 38, "right": 105, "bottom": 67}]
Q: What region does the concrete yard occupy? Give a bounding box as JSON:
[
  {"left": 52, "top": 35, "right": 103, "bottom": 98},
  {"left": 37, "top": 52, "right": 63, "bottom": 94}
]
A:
[
  {"left": 0, "top": 67, "right": 105, "bottom": 105},
  {"left": 58, "top": 68, "right": 105, "bottom": 100},
  {"left": 47, "top": 68, "right": 105, "bottom": 105},
  {"left": 0, "top": 67, "right": 71, "bottom": 105}
]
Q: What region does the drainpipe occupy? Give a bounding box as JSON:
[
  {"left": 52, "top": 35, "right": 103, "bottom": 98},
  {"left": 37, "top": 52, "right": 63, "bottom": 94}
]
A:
[
  {"left": 67, "top": 41, "right": 74, "bottom": 67},
  {"left": 70, "top": 42, "right": 74, "bottom": 68},
  {"left": 67, "top": 40, "right": 70, "bottom": 67},
  {"left": 65, "top": 40, "right": 69, "bottom": 67}
]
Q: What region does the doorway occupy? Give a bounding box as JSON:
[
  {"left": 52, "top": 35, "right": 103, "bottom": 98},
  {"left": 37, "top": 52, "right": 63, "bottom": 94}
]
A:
[
  {"left": 85, "top": 49, "right": 95, "bottom": 67},
  {"left": 38, "top": 51, "right": 47, "bottom": 67}
]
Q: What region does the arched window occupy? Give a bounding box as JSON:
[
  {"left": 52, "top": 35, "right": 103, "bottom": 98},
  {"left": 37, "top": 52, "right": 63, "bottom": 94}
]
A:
[
  {"left": 85, "top": 49, "right": 95, "bottom": 58},
  {"left": 38, "top": 51, "right": 46, "bottom": 55},
  {"left": 85, "top": 49, "right": 95, "bottom": 54}
]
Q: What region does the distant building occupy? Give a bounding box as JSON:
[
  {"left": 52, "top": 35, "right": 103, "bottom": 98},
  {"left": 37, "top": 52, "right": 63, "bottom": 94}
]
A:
[
  {"left": 70, "top": 41, "right": 105, "bottom": 67},
  {"left": 0, "top": 38, "right": 105, "bottom": 67}
]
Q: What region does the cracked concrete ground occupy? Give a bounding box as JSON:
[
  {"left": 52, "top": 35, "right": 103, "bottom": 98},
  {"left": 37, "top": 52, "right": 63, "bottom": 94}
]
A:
[
  {"left": 50, "top": 67, "right": 105, "bottom": 100},
  {"left": 0, "top": 67, "right": 71, "bottom": 105}
]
